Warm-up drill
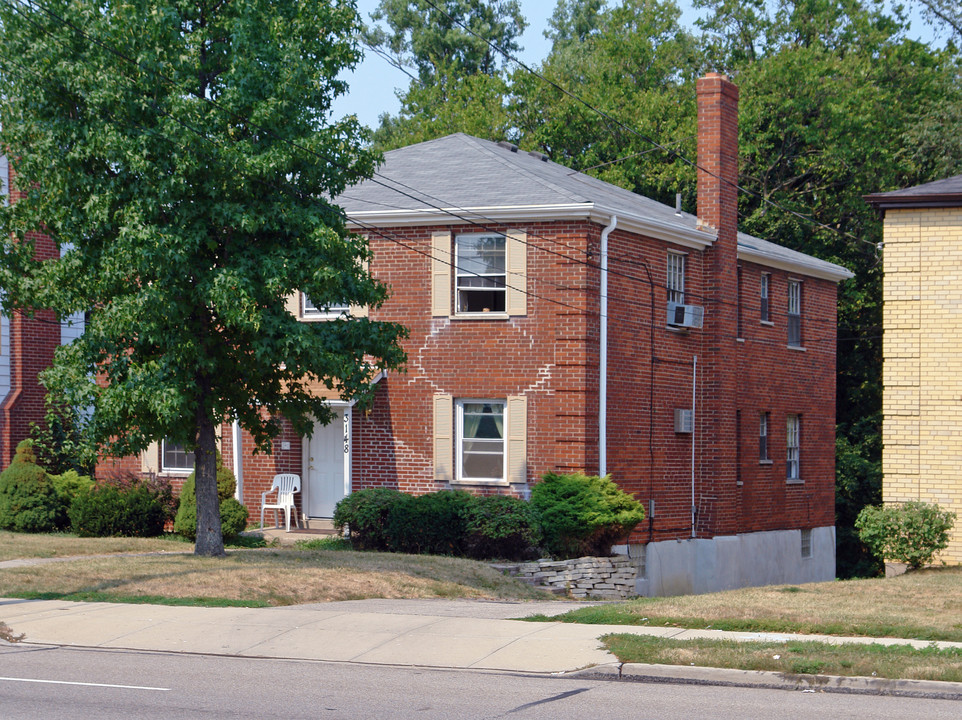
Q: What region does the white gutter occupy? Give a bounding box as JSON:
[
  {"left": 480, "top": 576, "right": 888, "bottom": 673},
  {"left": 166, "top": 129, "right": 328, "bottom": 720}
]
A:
[
  {"left": 691, "top": 355, "right": 697, "bottom": 538},
  {"left": 232, "top": 418, "right": 243, "bottom": 503},
  {"left": 599, "top": 215, "right": 617, "bottom": 476}
]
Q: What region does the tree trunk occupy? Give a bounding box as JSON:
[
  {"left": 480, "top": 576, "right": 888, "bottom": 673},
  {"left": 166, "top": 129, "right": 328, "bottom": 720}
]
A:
[{"left": 193, "top": 407, "right": 224, "bottom": 557}]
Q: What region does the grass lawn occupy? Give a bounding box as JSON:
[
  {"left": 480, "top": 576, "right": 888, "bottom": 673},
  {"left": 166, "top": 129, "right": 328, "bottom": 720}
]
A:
[
  {"left": 602, "top": 634, "right": 962, "bottom": 683},
  {"left": 0, "top": 531, "right": 189, "bottom": 562},
  {"left": 524, "top": 566, "right": 962, "bottom": 642},
  {"left": 0, "top": 532, "right": 549, "bottom": 606}
]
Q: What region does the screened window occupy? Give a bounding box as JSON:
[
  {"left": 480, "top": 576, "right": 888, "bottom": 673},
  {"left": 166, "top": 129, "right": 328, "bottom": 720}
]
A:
[
  {"left": 786, "top": 414, "right": 800, "bottom": 481},
  {"left": 787, "top": 280, "right": 802, "bottom": 346},
  {"left": 760, "top": 273, "right": 770, "bottom": 322},
  {"left": 759, "top": 412, "right": 769, "bottom": 462},
  {"left": 667, "top": 252, "right": 685, "bottom": 304},
  {"left": 161, "top": 440, "right": 194, "bottom": 473},
  {"left": 457, "top": 400, "right": 505, "bottom": 481},
  {"left": 456, "top": 233, "right": 506, "bottom": 314},
  {"left": 303, "top": 294, "right": 349, "bottom": 319}
]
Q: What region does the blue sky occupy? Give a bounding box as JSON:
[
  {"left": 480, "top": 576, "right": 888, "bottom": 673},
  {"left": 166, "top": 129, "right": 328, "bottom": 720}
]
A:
[{"left": 332, "top": 0, "right": 941, "bottom": 130}]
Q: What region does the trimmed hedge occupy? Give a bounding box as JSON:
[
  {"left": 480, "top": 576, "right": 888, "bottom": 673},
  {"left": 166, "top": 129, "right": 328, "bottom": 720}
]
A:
[
  {"left": 0, "top": 440, "right": 61, "bottom": 533},
  {"left": 332, "top": 488, "right": 403, "bottom": 551},
  {"left": 464, "top": 495, "right": 540, "bottom": 561},
  {"left": 69, "top": 482, "right": 167, "bottom": 537},
  {"left": 173, "top": 458, "right": 248, "bottom": 540},
  {"left": 529, "top": 472, "right": 645, "bottom": 559}
]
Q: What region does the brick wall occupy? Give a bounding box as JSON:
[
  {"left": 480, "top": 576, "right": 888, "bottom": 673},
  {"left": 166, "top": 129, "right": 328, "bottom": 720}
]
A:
[{"left": 882, "top": 206, "right": 962, "bottom": 562}]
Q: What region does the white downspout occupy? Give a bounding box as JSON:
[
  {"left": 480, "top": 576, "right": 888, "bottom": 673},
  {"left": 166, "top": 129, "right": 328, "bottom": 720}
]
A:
[
  {"left": 232, "top": 417, "right": 243, "bottom": 503},
  {"left": 600, "top": 215, "right": 617, "bottom": 476},
  {"left": 691, "top": 355, "right": 697, "bottom": 538}
]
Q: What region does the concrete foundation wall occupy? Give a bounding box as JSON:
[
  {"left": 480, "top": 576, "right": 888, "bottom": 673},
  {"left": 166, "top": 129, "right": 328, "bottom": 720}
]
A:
[{"left": 623, "top": 526, "right": 835, "bottom": 597}]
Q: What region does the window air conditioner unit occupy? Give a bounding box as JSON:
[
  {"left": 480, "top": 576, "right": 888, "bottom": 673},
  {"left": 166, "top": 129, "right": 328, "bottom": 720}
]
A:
[
  {"left": 674, "top": 408, "right": 693, "bottom": 434},
  {"left": 667, "top": 302, "right": 704, "bottom": 329}
]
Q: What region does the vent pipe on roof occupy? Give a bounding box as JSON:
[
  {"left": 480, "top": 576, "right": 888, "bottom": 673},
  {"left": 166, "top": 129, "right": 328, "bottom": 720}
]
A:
[
  {"left": 496, "top": 140, "right": 518, "bottom": 153},
  {"left": 600, "top": 214, "right": 617, "bottom": 477},
  {"left": 675, "top": 193, "right": 683, "bottom": 216}
]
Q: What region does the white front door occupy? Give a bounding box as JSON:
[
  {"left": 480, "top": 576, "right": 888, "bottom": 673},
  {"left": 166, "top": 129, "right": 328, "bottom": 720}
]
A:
[{"left": 306, "top": 409, "right": 349, "bottom": 518}]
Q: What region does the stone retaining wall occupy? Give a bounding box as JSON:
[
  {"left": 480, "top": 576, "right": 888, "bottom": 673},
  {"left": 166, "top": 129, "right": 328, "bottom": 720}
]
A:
[{"left": 504, "top": 556, "right": 638, "bottom": 599}]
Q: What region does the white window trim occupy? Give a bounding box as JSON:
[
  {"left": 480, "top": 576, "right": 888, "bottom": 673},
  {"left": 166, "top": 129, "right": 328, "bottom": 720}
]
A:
[
  {"left": 786, "top": 414, "right": 801, "bottom": 483},
  {"left": 161, "top": 439, "right": 194, "bottom": 474},
  {"left": 667, "top": 251, "right": 686, "bottom": 305},
  {"left": 302, "top": 292, "right": 350, "bottom": 321},
  {"left": 455, "top": 398, "right": 507, "bottom": 485},
  {"left": 759, "top": 411, "right": 771, "bottom": 464},
  {"left": 787, "top": 278, "right": 802, "bottom": 347},
  {"left": 454, "top": 232, "right": 508, "bottom": 317},
  {"left": 760, "top": 272, "right": 771, "bottom": 323}
]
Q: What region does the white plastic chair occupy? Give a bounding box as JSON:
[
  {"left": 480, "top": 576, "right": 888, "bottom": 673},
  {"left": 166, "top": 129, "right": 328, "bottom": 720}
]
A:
[{"left": 260, "top": 473, "right": 301, "bottom": 532}]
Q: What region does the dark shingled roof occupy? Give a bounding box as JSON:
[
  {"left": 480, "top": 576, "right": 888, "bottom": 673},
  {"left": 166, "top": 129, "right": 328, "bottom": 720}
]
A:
[
  {"left": 865, "top": 174, "right": 962, "bottom": 210},
  {"left": 340, "top": 134, "right": 852, "bottom": 281}
]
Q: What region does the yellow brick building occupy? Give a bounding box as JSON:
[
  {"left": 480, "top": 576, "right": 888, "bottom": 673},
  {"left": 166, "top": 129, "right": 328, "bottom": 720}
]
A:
[{"left": 867, "top": 175, "right": 962, "bottom": 563}]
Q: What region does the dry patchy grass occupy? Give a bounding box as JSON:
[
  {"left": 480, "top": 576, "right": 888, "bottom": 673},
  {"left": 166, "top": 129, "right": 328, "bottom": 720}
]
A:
[
  {"left": 531, "top": 567, "right": 962, "bottom": 641},
  {"left": 603, "top": 634, "right": 962, "bottom": 683},
  {"left": 0, "top": 546, "right": 548, "bottom": 606},
  {"left": 0, "top": 531, "right": 186, "bottom": 562}
]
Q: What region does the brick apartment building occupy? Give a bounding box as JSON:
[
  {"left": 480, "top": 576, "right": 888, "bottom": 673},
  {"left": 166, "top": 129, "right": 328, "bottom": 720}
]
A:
[{"left": 2, "top": 74, "right": 852, "bottom": 595}]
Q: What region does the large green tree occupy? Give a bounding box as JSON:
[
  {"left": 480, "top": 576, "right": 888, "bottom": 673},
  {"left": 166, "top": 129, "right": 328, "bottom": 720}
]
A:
[{"left": 0, "top": 0, "right": 406, "bottom": 556}]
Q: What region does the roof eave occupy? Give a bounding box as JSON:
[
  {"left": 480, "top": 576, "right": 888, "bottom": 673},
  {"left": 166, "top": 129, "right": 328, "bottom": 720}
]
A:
[
  {"left": 737, "top": 246, "right": 854, "bottom": 282},
  {"left": 863, "top": 193, "right": 962, "bottom": 210}
]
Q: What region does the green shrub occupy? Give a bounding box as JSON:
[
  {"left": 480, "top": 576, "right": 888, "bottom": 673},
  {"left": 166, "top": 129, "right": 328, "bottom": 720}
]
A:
[
  {"left": 173, "top": 459, "right": 248, "bottom": 540},
  {"left": 384, "top": 490, "right": 475, "bottom": 555},
  {"left": 333, "top": 487, "right": 404, "bottom": 550},
  {"left": 0, "top": 439, "right": 61, "bottom": 532},
  {"left": 855, "top": 501, "right": 956, "bottom": 570},
  {"left": 49, "top": 470, "right": 95, "bottom": 500},
  {"left": 530, "top": 472, "right": 645, "bottom": 559},
  {"left": 464, "top": 495, "right": 540, "bottom": 560},
  {"left": 68, "top": 482, "right": 167, "bottom": 537}
]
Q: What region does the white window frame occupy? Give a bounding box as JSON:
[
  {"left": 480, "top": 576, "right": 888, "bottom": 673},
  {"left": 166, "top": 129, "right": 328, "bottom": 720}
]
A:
[
  {"left": 759, "top": 411, "right": 770, "bottom": 463},
  {"left": 454, "top": 232, "right": 507, "bottom": 315},
  {"left": 666, "top": 252, "right": 686, "bottom": 305},
  {"left": 161, "top": 439, "right": 194, "bottom": 474},
  {"left": 455, "top": 398, "right": 507, "bottom": 484},
  {"left": 760, "top": 273, "right": 771, "bottom": 323},
  {"left": 787, "top": 279, "right": 802, "bottom": 346},
  {"left": 800, "top": 528, "right": 813, "bottom": 559},
  {"left": 0, "top": 154, "right": 8, "bottom": 207},
  {"left": 786, "top": 414, "right": 801, "bottom": 482},
  {"left": 302, "top": 293, "right": 350, "bottom": 320}
]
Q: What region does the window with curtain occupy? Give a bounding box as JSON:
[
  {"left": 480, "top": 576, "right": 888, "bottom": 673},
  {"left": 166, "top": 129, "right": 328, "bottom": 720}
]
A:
[
  {"left": 457, "top": 400, "right": 505, "bottom": 481},
  {"left": 455, "top": 233, "right": 506, "bottom": 314},
  {"left": 786, "top": 414, "right": 801, "bottom": 481}
]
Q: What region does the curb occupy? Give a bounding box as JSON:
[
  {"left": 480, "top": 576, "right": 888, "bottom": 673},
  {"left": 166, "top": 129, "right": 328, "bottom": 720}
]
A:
[{"left": 573, "top": 663, "right": 962, "bottom": 700}]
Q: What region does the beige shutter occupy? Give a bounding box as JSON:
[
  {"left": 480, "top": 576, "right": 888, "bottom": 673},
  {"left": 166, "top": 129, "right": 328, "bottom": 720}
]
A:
[
  {"left": 506, "top": 395, "right": 527, "bottom": 484},
  {"left": 431, "top": 230, "right": 451, "bottom": 317},
  {"left": 141, "top": 441, "right": 160, "bottom": 474},
  {"left": 506, "top": 230, "right": 527, "bottom": 316},
  {"left": 284, "top": 292, "right": 301, "bottom": 318},
  {"left": 350, "top": 257, "right": 370, "bottom": 318},
  {"left": 433, "top": 394, "right": 454, "bottom": 483}
]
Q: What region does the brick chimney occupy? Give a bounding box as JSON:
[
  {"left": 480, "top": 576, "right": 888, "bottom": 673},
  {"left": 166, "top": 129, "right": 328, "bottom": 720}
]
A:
[{"left": 695, "top": 72, "right": 740, "bottom": 537}]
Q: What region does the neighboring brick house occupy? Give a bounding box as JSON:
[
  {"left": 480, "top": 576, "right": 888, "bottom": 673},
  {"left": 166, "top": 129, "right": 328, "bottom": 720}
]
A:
[
  {"left": 0, "top": 152, "right": 85, "bottom": 468},
  {"left": 866, "top": 175, "right": 962, "bottom": 564}
]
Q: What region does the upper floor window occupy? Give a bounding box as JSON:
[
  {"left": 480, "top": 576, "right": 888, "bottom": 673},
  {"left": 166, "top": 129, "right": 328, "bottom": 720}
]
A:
[
  {"left": 786, "top": 414, "right": 801, "bottom": 481},
  {"left": 456, "top": 233, "right": 506, "bottom": 314},
  {"left": 787, "top": 279, "right": 802, "bottom": 346},
  {"left": 0, "top": 154, "right": 8, "bottom": 207},
  {"left": 666, "top": 252, "right": 685, "bottom": 304},
  {"left": 303, "top": 294, "right": 349, "bottom": 319},
  {"left": 760, "top": 273, "right": 770, "bottom": 322},
  {"left": 456, "top": 400, "right": 505, "bottom": 482},
  {"left": 161, "top": 440, "right": 194, "bottom": 473}
]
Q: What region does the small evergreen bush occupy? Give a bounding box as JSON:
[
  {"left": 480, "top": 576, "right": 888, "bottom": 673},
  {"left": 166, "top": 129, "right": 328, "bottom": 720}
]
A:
[
  {"left": 855, "top": 501, "right": 956, "bottom": 570},
  {"left": 530, "top": 472, "right": 645, "bottom": 559},
  {"left": 333, "top": 487, "right": 404, "bottom": 550},
  {"left": 0, "top": 440, "right": 61, "bottom": 532},
  {"left": 464, "top": 495, "right": 539, "bottom": 560},
  {"left": 173, "top": 457, "right": 248, "bottom": 540},
  {"left": 68, "top": 482, "right": 167, "bottom": 537},
  {"left": 384, "top": 490, "right": 474, "bottom": 555}
]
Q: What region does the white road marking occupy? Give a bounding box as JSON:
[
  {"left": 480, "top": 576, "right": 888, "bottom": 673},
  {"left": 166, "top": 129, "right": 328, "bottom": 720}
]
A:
[{"left": 0, "top": 676, "right": 169, "bottom": 691}]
